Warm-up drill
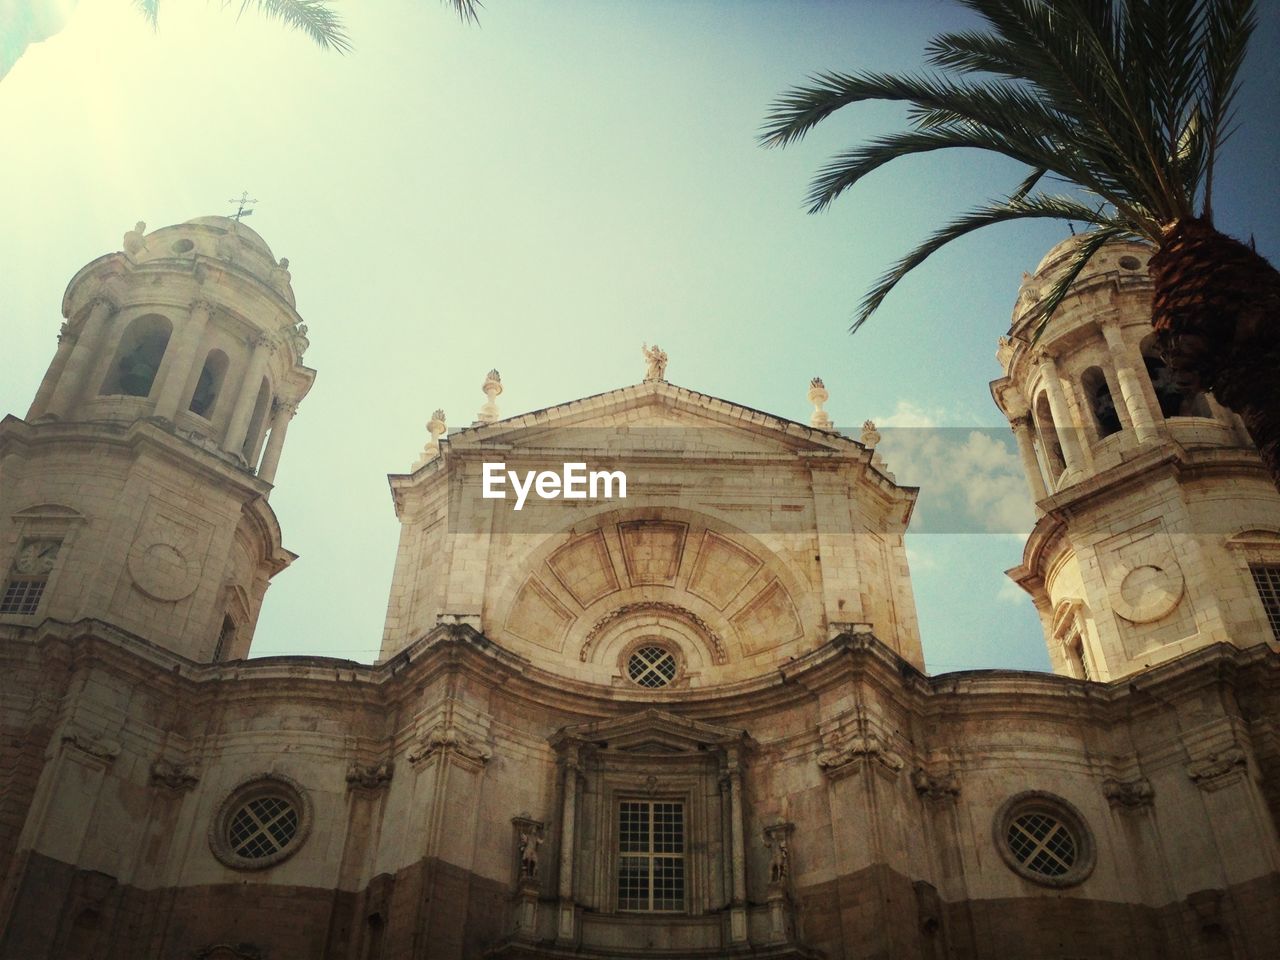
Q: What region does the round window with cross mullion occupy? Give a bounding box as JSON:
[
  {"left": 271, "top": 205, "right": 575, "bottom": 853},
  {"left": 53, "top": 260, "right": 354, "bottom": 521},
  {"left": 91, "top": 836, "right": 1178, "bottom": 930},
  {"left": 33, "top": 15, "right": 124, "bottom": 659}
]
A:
[
  {"left": 626, "top": 644, "right": 680, "bottom": 688},
  {"left": 994, "top": 791, "right": 1095, "bottom": 888},
  {"left": 209, "top": 773, "right": 312, "bottom": 870}
]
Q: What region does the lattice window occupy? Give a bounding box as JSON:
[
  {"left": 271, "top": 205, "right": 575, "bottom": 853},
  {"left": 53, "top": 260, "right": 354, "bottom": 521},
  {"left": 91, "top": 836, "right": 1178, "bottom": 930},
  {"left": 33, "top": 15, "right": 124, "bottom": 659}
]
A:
[
  {"left": 1006, "top": 812, "right": 1077, "bottom": 878},
  {"left": 1250, "top": 563, "right": 1280, "bottom": 640},
  {"left": 228, "top": 796, "right": 300, "bottom": 860},
  {"left": 0, "top": 578, "right": 46, "bottom": 615},
  {"left": 0, "top": 539, "right": 61, "bottom": 616},
  {"left": 617, "top": 800, "right": 685, "bottom": 912},
  {"left": 627, "top": 645, "right": 677, "bottom": 688}
]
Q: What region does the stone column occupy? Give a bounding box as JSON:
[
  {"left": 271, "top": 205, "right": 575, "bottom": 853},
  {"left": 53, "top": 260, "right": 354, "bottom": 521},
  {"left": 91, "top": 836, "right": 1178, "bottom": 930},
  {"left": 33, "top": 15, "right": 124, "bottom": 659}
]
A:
[
  {"left": 555, "top": 749, "right": 580, "bottom": 944},
  {"left": 256, "top": 400, "right": 297, "bottom": 485},
  {"left": 725, "top": 747, "right": 749, "bottom": 944},
  {"left": 222, "top": 334, "right": 273, "bottom": 456},
  {"left": 46, "top": 297, "right": 115, "bottom": 419},
  {"left": 1036, "top": 352, "right": 1086, "bottom": 473},
  {"left": 27, "top": 325, "right": 78, "bottom": 419},
  {"left": 1010, "top": 414, "right": 1049, "bottom": 503},
  {"left": 152, "top": 299, "right": 213, "bottom": 421},
  {"left": 1099, "top": 320, "right": 1160, "bottom": 443}
]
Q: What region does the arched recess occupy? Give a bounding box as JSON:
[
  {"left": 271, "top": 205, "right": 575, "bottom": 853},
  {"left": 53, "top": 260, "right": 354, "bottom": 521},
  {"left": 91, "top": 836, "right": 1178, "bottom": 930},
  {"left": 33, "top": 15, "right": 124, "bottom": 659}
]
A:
[
  {"left": 1050, "top": 598, "right": 1095, "bottom": 680},
  {"left": 1081, "top": 366, "right": 1120, "bottom": 439},
  {"left": 1141, "top": 336, "right": 1212, "bottom": 418},
  {"left": 241, "top": 378, "right": 273, "bottom": 463},
  {"left": 485, "top": 506, "right": 821, "bottom": 681},
  {"left": 215, "top": 582, "right": 253, "bottom": 661},
  {"left": 99, "top": 314, "right": 172, "bottom": 397},
  {"left": 1032, "top": 391, "right": 1066, "bottom": 483},
  {"left": 189, "top": 349, "right": 230, "bottom": 419}
]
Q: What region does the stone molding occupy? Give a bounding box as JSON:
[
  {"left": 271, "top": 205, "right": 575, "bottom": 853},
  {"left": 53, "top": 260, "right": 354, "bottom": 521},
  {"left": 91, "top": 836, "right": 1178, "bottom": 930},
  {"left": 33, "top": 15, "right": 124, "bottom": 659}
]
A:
[
  {"left": 911, "top": 766, "right": 960, "bottom": 802},
  {"left": 407, "top": 722, "right": 492, "bottom": 770},
  {"left": 578, "top": 600, "right": 727, "bottom": 664},
  {"left": 150, "top": 758, "right": 200, "bottom": 792},
  {"left": 60, "top": 731, "right": 121, "bottom": 765},
  {"left": 346, "top": 761, "right": 394, "bottom": 791},
  {"left": 816, "top": 730, "right": 904, "bottom": 779},
  {"left": 1102, "top": 775, "right": 1154, "bottom": 809},
  {"left": 1187, "top": 746, "right": 1248, "bottom": 791}
]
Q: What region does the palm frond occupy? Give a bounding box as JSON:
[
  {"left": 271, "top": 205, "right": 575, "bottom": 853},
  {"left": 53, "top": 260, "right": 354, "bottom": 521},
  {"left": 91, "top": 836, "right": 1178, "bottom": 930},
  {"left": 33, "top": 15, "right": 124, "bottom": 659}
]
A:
[
  {"left": 763, "top": 0, "right": 1260, "bottom": 329},
  {"left": 134, "top": 0, "right": 159, "bottom": 27},
  {"left": 1029, "top": 225, "right": 1135, "bottom": 342},
  {"left": 1200, "top": 0, "right": 1257, "bottom": 219},
  {"left": 446, "top": 0, "right": 484, "bottom": 25},
  {"left": 852, "top": 193, "right": 1124, "bottom": 332},
  {"left": 233, "top": 2, "right": 352, "bottom": 53},
  {"left": 1010, "top": 166, "right": 1047, "bottom": 202}
]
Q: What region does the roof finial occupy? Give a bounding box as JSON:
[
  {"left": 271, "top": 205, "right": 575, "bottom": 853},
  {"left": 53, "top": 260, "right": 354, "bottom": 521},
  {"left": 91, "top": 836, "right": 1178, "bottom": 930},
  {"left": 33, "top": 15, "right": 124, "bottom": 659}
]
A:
[
  {"left": 642, "top": 343, "right": 668, "bottom": 383},
  {"left": 413, "top": 409, "right": 447, "bottom": 469},
  {"left": 228, "top": 191, "right": 257, "bottom": 223},
  {"left": 860, "top": 420, "right": 881, "bottom": 448},
  {"left": 477, "top": 370, "right": 503, "bottom": 424},
  {"left": 808, "top": 377, "right": 832, "bottom": 430}
]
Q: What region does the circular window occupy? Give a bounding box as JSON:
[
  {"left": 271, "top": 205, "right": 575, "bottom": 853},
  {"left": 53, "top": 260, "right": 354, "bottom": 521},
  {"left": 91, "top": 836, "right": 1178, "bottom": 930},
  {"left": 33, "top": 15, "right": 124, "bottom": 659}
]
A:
[
  {"left": 627, "top": 644, "right": 679, "bottom": 688},
  {"left": 171, "top": 238, "right": 195, "bottom": 254},
  {"left": 994, "top": 792, "right": 1095, "bottom": 887},
  {"left": 209, "top": 774, "right": 312, "bottom": 870},
  {"left": 1118, "top": 255, "right": 1142, "bottom": 270}
]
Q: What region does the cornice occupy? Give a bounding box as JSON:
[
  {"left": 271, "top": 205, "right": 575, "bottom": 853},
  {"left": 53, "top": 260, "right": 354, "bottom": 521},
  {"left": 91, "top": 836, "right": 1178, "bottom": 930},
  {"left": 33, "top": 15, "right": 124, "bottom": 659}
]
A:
[{"left": 6, "top": 619, "right": 1274, "bottom": 733}]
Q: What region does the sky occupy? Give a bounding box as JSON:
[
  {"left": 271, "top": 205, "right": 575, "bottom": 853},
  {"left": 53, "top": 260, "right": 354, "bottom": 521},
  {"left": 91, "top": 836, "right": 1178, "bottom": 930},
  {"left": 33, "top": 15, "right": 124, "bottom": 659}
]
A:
[{"left": 2, "top": 0, "right": 1277, "bottom": 673}]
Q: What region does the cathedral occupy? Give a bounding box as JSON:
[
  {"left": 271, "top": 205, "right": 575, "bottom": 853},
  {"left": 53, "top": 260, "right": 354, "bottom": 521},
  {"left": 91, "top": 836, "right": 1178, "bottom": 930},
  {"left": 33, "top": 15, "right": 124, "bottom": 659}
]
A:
[{"left": 0, "top": 216, "right": 1278, "bottom": 960}]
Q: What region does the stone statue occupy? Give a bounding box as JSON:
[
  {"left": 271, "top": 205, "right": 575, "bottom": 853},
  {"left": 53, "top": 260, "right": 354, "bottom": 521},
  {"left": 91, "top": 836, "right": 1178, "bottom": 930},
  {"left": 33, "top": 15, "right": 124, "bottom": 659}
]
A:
[
  {"left": 642, "top": 343, "right": 668, "bottom": 382},
  {"left": 769, "top": 834, "right": 789, "bottom": 883},
  {"left": 518, "top": 829, "right": 543, "bottom": 879},
  {"left": 271, "top": 258, "right": 296, "bottom": 306},
  {"left": 123, "top": 221, "right": 146, "bottom": 257}
]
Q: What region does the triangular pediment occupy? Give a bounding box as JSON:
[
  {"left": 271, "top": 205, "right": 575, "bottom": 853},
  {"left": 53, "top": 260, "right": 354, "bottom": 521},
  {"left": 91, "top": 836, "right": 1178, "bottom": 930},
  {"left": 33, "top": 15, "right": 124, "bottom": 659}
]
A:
[
  {"left": 551, "top": 707, "right": 749, "bottom": 755},
  {"left": 441, "top": 380, "right": 864, "bottom": 459}
]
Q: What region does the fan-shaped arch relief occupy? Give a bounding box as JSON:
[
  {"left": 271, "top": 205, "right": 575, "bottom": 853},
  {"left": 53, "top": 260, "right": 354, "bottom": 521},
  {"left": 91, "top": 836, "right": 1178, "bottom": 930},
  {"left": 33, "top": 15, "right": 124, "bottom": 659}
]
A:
[{"left": 491, "top": 515, "right": 817, "bottom": 683}]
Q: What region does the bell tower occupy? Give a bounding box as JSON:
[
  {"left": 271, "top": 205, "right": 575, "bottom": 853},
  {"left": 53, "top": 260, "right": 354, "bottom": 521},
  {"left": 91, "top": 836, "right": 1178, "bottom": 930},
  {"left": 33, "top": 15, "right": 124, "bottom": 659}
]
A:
[
  {"left": 993, "top": 236, "right": 1280, "bottom": 682},
  {"left": 0, "top": 217, "right": 315, "bottom": 661}
]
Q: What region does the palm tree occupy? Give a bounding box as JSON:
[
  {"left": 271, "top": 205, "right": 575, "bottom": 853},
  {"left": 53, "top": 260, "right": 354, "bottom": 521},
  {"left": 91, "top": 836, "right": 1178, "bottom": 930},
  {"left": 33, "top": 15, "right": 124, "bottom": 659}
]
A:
[{"left": 760, "top": 0, "right": 1280, "bottom": 487}]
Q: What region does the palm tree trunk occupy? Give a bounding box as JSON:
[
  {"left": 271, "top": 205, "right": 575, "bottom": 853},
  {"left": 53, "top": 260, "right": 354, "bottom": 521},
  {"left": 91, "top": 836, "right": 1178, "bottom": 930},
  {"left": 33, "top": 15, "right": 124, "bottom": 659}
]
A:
[{"left": 1150, "top": 218, "right": 1280, "bottom": 488}]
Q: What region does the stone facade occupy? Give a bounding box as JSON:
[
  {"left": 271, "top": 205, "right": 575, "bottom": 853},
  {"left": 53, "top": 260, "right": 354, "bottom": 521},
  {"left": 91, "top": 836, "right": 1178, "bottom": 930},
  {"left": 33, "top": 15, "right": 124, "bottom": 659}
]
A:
[{"left": 1, "top": 220, "right": 1278, "bottom": 959}]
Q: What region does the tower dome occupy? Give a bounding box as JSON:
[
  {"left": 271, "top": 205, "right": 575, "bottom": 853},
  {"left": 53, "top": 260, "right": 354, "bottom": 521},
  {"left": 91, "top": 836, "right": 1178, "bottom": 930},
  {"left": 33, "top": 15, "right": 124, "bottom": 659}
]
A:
[
  {"left": 30, "top": 217, "right": 312, "bottom": 473},
  {"left": 1, "top": 217, "right": 316, "bottom": 660},
  {"left": 992, "top": 235, "right": 1280, "bottom": 681}
]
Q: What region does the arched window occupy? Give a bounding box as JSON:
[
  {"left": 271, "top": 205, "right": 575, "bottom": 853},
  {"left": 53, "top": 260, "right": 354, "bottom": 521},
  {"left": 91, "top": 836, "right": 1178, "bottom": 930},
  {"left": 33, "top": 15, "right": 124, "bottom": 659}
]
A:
[
  {"left": 1141, "top": 337, "right": 1212, "bottom": 418},
  {"left": 1081, "top": 366, "right": 1121, "bottom": 438},
  {"left": 241, "top": 379, "right": 272, "bottom": 463},
  {"left": 189, "top": 349, "right": 229, "bottom": 418},
  {"left": 213, "top": 614, "right": 237, "bottom": 662},
  {"left": 1033, "top": 392, "right": 1066, "bottom": 481},
  {"left": 99, "top": 314, "right": 172, "bottom": 398}
]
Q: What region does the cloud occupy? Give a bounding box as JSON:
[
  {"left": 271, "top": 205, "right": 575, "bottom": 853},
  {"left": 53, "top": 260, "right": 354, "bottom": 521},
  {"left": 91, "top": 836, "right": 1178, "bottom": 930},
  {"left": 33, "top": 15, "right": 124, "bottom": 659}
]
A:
[
  {"left": 867, "top": 401, "right": 1036, "bottom": 534},
  {"left": 872, "top": 400, "right": 946, "bottom": 429},
  {"left": 996, "top": 576, "right": 1027, "bottom": 606}
]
